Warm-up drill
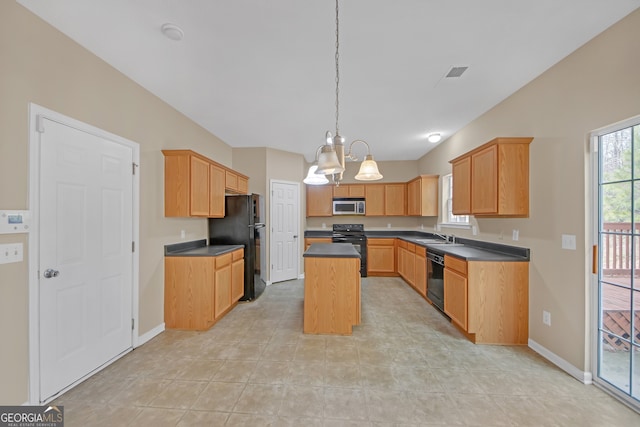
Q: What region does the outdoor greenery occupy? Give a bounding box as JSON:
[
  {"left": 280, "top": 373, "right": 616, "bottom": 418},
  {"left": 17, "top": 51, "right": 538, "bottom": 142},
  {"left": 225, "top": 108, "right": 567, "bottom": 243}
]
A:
[{"left": 600, "top": 125, "right": 640, "bottom": 224}]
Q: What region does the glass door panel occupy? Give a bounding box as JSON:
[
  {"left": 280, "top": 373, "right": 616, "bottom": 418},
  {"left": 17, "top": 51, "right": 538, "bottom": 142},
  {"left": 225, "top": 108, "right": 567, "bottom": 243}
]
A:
[{"left": 597, "top": 123, "right": 639, "bottom": 407}]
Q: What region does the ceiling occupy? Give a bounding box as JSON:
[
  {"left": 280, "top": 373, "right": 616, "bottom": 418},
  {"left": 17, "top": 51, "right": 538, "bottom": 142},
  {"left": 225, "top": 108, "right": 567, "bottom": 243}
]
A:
[{"left": 17, "top": 0, "right": 640, "bottom": 162}]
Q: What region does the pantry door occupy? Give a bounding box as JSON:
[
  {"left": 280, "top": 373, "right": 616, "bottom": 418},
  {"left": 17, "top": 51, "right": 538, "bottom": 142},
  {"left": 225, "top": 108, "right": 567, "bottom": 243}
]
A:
[
  {"left": 37, "top": 113, "right": 135, "bottom": 402},
  {"left": 270, "top": 180, "right": 300, "bottom": 283}
]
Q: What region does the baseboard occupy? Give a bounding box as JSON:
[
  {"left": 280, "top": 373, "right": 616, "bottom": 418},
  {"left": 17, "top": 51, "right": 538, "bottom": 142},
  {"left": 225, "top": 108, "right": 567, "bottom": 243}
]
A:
[
  {"left": 528, "top": 339, "right": 593, "bottom": 384},
  {"left": 135, "top": 323, "right": 165, "bottom": 348},
  {"left": 298, "top": 273, "right": 305, "bottom": 279}
]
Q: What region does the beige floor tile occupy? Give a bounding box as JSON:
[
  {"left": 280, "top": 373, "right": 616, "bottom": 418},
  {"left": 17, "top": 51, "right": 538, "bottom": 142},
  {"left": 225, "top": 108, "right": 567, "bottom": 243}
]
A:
[
  {"left": 448, "top": 393, "right": 512, "bottom": 426},
  {"left": 233, "top": 383, "right": 285, "bottom": 415},
  {"left": 191, "top": 381, "right": 245, "bottom": 412},
  {"left": 324, "top": 387, "right": 368, "bottom": 421},
  {"left": 225, "top": 412, "right": 277, "bottom": 426},
  {"left": 365, "top": 388, "right": 417, "bottom": 424},
  {"left": 148, "top": 379, "right": 207, "bottom": 409},
  {"left": 131, "top": 407, "right": 185, "bottom": 427},
  {"left": 107, "top": 377, "right": 171, "bottom": 406},
  {"left": 262, "top": 343, "right": 297, "bottom": 361},
  {"left": 249, "top": 360, "right": 290, "bottom": 384},
  {"left": 324, "top": 362, "right": 362, "bottom": 388},
  {"left": 177, "top": 410, "right": 229, "bottom": 426},
  {"left": 175, "top": 358, "right": 224, "bottom": 381},
  {"left": 278, "top": 385, "right": 324, "bottom": 418},
  {"left": 286, "top": 361, "right": 325, "bottom": 386},
  {"left": 212, "top": 360, "right": 257, "bottom": 382}
]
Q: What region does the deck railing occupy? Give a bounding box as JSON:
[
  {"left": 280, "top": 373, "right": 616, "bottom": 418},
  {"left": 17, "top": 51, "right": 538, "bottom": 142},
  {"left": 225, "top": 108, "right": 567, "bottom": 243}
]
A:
[{"left": 602, "top": 222, "right": 640, "bottom": 277}]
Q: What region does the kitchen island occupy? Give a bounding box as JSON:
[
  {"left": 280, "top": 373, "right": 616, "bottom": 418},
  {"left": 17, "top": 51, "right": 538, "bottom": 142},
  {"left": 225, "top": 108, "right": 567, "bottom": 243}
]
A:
[{"left": 303, "top": 243, "right": 361, "bottom": 335}]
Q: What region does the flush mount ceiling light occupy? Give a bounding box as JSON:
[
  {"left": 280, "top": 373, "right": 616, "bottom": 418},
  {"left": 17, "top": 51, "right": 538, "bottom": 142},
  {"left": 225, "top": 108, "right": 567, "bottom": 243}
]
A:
[
  {"left": 428, "top": 133, "right": 442, "bottom": 143},
  {"left": 161, "top": 23, "right": 184, "bottom": 41},
  {"left": 305, "top": 0, "right": 382, "bottom": 186}
]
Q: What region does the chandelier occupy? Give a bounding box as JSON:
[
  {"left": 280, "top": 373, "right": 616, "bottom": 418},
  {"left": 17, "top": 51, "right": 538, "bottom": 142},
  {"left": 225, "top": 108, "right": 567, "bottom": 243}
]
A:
[{"left": 304, "top": 0, "right": 383, "bottom": 186}]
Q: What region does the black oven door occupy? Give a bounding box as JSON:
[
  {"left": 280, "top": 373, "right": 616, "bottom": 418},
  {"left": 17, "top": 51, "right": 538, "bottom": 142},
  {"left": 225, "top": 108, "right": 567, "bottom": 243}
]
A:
[{"left": 426, "top": 252, "right": 446, "bottom": 315}]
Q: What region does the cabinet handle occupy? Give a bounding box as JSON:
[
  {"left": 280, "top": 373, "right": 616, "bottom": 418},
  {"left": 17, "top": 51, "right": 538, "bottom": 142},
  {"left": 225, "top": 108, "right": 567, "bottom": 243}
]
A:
[{"left": 592, "top": 245, "right": 598, "bottom": 275}]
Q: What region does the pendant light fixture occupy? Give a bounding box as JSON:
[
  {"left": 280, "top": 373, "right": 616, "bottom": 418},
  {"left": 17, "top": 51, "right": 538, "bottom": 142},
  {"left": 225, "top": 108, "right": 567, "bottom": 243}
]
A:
[{"left": 305, "top": 0, "right": 382, "bottom": 185}]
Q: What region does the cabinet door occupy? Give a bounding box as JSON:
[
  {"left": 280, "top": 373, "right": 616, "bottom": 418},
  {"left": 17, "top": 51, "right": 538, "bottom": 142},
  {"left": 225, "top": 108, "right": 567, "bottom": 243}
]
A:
[
  {"left": 452, "top": 157, "right": 471, "bottom": 215},
  {"left": 384, "top": 184, "right": 406, "bottom": 216},
  {"left": 231, "top": 258, "right": 245, "bottom": 302},
  {"left": 365, "top": 184, "right": 385, "bottom": 216},
  {"left": 214, "top": 254, "right": 233, "bottom": 319},
  {"left": 306, "top": 185, "right": 333, "bottom": 217},
  {"left": 333, "top": 185, "right": 349, "bottom": 198},
  {"left": 164, "top": 256, "right": 214, "bottom": 330},
  {"left": 407, "top": 179, "right": 420, "bottom": 216},
  {"left": 209, "top": 164, "right": 225, "bottom": 218},
  {"left": 367, "top": 240, "right": 396, "bottom": 274},
  {"left": 444, "top": 268, "right": 468, "bottom": 330},
  {"left": 405, "top": 247, "right": 415, "bottom": 287},
  {"left": 237, "top": 176, "right": 249, "bottom": 194},
  {"left": 190, "top": 156, "right": 210, "bottom": 216},
  {"left": 471, "top": 145, "right": 498, "bottom": 214},
  {"left": 415, "top": 249, "right": 426, "bottom": 296},
  {"left": 349, "top": 185, "right": 365, "bottom": 197}
]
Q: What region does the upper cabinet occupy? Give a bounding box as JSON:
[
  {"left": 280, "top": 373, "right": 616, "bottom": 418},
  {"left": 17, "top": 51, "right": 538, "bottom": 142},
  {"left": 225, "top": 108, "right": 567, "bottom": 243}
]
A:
[
  {"left": 384, "top": 183, "right": 407, "bottom": 216},
  {"left": 306, "top": 185, "right": 333, "bottom": 217},
  {"left": 162, "top": 150, "right": 249, "bottom": 218},
  {"left": 365, "top": 184, "right": 385, "bottom": 216},
  {"left": 450, "top": 137, "right": 533, "bottom": 217},
  {"left": 407, "top": 175, "right": 438, "bottom": 217},
  {"left": 333, "top": 184, "right": 365, "bottom": 198}
]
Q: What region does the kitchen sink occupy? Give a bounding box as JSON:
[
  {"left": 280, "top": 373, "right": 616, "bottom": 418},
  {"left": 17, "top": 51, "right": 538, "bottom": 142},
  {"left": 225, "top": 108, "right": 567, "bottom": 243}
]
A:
[{"left": 414, "top": 239, "right": 464, "bottom": 247}]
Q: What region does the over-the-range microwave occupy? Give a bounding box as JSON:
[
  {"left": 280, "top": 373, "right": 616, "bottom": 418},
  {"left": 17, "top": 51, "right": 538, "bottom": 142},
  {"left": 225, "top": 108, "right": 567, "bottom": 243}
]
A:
[{"left": 332, "top": 198, "right": 365, "bottom": 215}]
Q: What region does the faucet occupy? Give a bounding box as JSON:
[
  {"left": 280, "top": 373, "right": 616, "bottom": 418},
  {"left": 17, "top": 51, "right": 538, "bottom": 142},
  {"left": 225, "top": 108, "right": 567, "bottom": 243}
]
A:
[{"left": 432, "top": 232, "right": 455, "bottom": 243}]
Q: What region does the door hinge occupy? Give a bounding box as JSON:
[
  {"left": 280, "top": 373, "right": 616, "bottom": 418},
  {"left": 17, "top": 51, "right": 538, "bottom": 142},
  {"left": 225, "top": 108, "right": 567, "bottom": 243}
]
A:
[
  {"left": 132, "top": 241, "right": 135, "bottom": 252},
  {"left": 132, "top": 162, "right": 138, "bottom": 175},
  {"left": 36, "top": 115, "right": 45, "bottom": 133},
  {"left": 131, "top": 318, "right": 135, "bottom": 330}
]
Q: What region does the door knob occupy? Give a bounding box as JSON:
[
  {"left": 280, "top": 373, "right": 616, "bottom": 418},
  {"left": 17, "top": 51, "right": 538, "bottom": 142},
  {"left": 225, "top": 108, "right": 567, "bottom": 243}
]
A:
[{"left": 43, "top": 269, "right": 60, "bottom": 278}]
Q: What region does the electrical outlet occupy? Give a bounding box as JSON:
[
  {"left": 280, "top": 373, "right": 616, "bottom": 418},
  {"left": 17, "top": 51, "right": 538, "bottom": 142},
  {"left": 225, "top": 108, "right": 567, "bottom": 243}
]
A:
[
  {"left": 387, "top": 223, "right": 391, "bottom": 229},
  {"left": 180, "top": 229, "right": 186, "bottom": 239},
  {"left": 472, "top": 226, "right": 478, "bottom": 236},
  {"left": 512, "top": 229, "right": 519, "bottom": 241},
  {"left": 543, "top": 310, "right": 551, "bottom": 326}
]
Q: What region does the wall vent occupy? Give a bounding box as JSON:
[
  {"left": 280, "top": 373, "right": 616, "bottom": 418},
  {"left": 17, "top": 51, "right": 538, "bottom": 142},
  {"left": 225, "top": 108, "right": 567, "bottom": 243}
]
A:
[{"left": 445, "top": 66, "right": 468, "bottom": 78}]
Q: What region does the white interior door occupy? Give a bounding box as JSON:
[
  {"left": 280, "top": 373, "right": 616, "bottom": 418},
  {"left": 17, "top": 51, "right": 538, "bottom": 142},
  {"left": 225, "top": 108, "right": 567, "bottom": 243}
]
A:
[
  {"left": 39, "top": 117, "right": 134, "bottom": 401},
  {"left": 270, "top": 181, "right": 299, "bottom": 283}
]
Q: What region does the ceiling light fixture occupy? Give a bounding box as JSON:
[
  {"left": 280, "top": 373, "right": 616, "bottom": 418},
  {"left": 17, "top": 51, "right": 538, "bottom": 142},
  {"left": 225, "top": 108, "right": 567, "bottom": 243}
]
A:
[
  {"left": 161, "top": 23, "right": 184, "bottom": 41},
  {"left": 305, "top": 0, "right": 382, "bottom": 186},
  {"left": 427, "top": 133, "right": 442, "bottom": 143},
  {"left": 303, "top": 147, "right": 330, "bottom": 185}
]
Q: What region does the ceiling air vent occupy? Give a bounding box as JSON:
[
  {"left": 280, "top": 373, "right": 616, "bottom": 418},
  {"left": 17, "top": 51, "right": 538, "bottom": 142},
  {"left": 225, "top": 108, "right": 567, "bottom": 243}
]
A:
[{"left": 445, "top": 66, "right": 468, "bottom": 78}]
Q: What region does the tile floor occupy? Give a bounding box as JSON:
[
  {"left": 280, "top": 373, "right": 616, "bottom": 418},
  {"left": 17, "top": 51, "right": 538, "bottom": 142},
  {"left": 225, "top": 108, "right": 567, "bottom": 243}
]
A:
[{"left": 53, "top": 277, "right": 640, "bottom": 426}]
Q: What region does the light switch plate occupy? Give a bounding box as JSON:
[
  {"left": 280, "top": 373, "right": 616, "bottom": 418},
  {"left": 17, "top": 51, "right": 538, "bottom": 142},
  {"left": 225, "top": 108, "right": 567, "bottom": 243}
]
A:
[
  {"left": 562, "top": 234, "right": 576, "bottom": 250},
  {"left": 0, "top": 243, "right": 23, "bottom": 264}
]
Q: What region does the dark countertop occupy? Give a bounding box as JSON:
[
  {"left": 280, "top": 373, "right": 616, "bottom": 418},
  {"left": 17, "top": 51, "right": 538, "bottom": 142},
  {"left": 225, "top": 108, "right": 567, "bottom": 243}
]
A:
[
  {"left": 304, "top": 230, "right": 529, "bottom": 262},
  {"left": 303, "top": 243, "right": 361, "bottom": 258},
  {"left": 164, "top": 239, "right": 244, "bottom": 257}
]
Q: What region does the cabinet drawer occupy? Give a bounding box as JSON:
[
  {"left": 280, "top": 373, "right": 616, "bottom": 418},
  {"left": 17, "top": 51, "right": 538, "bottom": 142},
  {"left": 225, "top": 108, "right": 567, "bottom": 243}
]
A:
[
  {"left": 445, "top": 254, "right": 467, "bottom": 275},
  {"left": 415, "top": 246, "right": 426, "bottom": 257},
  {"left": 406, "top": 242, "right": 416, "bottom": 253},
  {"left": 232, "top": 248, "right": 244, "bottom": 261},
  {"left": 216, "top": 252, "right": 233, "bottom": 268},
  {"left": 368, "top": 238, "right": 396, "bottom": 246},
  {"left": 397, "top": 240, "right": 408, "bottom": 250}
]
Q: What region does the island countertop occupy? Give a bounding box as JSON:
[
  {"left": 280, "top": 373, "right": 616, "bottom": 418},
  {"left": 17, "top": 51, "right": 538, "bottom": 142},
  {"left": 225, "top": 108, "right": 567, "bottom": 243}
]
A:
[{"left": 303, "top": 243, "right": 361, "bottom": 258}]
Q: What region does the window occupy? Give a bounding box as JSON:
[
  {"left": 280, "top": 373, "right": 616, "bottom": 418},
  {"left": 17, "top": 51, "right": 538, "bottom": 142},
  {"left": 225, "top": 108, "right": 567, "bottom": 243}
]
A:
[{"left": 442, "top": 174, "right": 469, "bottom": 225}]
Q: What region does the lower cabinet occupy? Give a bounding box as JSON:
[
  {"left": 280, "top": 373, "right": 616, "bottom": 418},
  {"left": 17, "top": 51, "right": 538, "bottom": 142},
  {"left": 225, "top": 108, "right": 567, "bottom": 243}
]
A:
[
  {"left": 414, "top": 246, "right": 426, "bottom": 297},
  {"left": 164, "top": 248, "right": 244, "bottom": 330},
  {"left": 444, "top": 254, "right": 529, "bottom": 345},
  {"left": 367, "top": 238, "right": 396, "bottom": 275}
]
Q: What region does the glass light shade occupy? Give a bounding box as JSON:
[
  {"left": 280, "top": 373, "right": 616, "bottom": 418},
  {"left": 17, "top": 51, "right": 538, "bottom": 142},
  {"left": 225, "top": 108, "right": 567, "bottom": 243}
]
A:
[
  {"left": 427, "top": 133, "right": 442, "bottom": 143},
  {"left": 354, "top": 155, "right": 383, "bottom": 181},
  {"left": 303, "top": 164, "right": 329, "bottom": 185},
  {"left": 315, "top": 145, "right": 345, "bottom": 175}
]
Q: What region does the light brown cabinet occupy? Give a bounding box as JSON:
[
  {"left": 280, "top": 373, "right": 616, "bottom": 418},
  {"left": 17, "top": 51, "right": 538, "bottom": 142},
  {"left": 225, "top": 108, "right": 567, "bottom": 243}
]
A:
[
  {"left": 333, "top": 184, "right": 365, "bottom": 198},
  {"left": 443, "top": 254, "right": 529, "bottom": 345},
  {"left": 162, "top": 150, "right": 249, "bottom": 218},
  {"left": 365, "top": 184, "right": 385, "bottom": 216},
  {"left": 414, "top": 246, "right": 426, "bottom": 296},
  {"left": 306, "top": 186, "right": 333, "bottom": 217},
  {"left": 450, "top": 137, "right": 533, "bottom": 217},
  {"left": 367, "top": 238, "right": 396, "bottom": 275},
  {"left": 225, "top": 170, "right": 249, "bottom": 194},
  {"left": 397, "top": 240, "right": 416, "bottom": 286},
  {"left": 384, "top": 183, "right": 407, "bottom": 216},
  {"left": 407, "top": 175, "right": 439, "bottom": 216},
  {"left": 164, "top": 248, "right": 244, "bottom": 330}
]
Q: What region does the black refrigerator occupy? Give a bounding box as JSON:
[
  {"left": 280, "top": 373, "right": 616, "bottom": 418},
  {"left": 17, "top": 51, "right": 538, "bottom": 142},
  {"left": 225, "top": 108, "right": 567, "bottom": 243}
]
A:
[{"left": 208, "top": 194, "right": 266, "bottom": 301}]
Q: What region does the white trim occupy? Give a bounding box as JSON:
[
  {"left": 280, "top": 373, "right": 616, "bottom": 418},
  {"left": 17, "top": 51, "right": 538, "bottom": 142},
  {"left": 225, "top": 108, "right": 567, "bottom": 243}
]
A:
[
  {"left": 27, "top": 103, "right": 140, "bottom": 404},
  {"left": 269, "top": 179, "right": 301, "bottom": 283},
  {"left": 439, "top": 223, "right": 472, "bottom": 230},
  {"left": 298, "top": 273, "right": 305, "bottom": 280},
  {"left": 529, "top": 339, "right": 593, "bottom": 384},
  {"left": 589, "top": 114, "right": 640, "bottom": 138},
  {"left": 135, "top": 323, "right": 165, "bottom": 348},
  {"left": 588, "top": 133, "right": 600, "bottom": 388}
]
